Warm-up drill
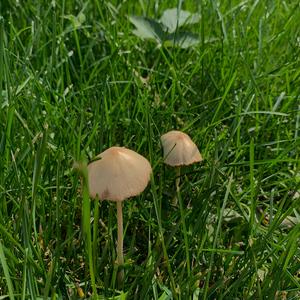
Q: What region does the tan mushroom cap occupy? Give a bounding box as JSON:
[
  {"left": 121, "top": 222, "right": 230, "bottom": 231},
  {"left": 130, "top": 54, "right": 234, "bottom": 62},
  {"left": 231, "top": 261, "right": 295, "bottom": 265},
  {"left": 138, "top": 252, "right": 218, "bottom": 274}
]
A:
[
  {"left": 161, "top": 130, "right": 203, "bottom": 166},
  {"left": 87, "top": 147, "right": 152, "bottom": 201}
]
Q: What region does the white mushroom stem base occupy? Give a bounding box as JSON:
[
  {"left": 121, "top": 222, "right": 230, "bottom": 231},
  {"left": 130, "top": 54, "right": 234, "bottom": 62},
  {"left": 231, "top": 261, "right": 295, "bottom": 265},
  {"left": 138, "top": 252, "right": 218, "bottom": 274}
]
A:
[{"left": 117, "top": 201, "right": 124, "bottom": 286}]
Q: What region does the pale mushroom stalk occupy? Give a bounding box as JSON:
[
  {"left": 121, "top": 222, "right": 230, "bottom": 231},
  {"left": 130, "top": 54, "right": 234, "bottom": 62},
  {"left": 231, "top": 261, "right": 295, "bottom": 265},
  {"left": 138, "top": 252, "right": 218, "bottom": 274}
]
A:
[
  {"left": 161, "top": 130, "right": 203, "bottom": 279},
  {"left": 87, "top": 147, "right": 152, "bottom": 288},
  {"left": 176, "top": 173, "right": 191, "bottom": 277},
  {"left": 116, "top": 201, "right": 124, "bottom": 285},
  {"left": 175, "top": 167, "right": 180, "bottom": 193},
  {"left": 173, "top": 166, "right": 191, "bottom": 277},
  {"left": 172, "top": 167, "right": 181, "bottom": 206}
]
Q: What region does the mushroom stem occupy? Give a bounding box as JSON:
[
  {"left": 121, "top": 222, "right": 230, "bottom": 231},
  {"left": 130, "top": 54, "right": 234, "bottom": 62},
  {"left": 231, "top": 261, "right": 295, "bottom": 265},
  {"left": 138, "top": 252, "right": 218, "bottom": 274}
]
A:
[
  {"left": 176, "top": 169, "right": 191, "bottom": 278},
  {"left": 116, "top": 201, "right": 124, "bottom": 287},
  {"left": 172, "top": 167, "right": 181, "bottom": 206},
  {"left": 176, "top": 167, "right": 181, "bottom": 193}
]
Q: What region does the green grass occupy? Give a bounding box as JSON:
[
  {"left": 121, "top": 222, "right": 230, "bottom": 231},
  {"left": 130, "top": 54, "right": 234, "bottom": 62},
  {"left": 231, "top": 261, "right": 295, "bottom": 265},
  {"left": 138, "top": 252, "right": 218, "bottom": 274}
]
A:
[{"left": 1, "top": 0, "right": 300, "bottom": 299}]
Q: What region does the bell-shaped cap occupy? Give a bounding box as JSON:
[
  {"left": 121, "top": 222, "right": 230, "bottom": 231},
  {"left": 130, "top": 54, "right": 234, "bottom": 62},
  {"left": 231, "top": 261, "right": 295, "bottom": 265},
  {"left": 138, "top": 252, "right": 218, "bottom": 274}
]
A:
[
  {"left": 161, "top": 130, "right": 202, "bottom": 166},
  {"left": 88, "top": 147, "right": 152, "bottom": 201}
]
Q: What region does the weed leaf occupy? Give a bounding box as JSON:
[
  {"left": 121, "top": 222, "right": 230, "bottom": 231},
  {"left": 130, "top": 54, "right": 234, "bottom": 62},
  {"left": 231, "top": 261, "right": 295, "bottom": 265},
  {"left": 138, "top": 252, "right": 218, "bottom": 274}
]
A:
[
  {"left": 129, "top": 16, "right": 164, "bottom": 43},
  {"left": 160, "top": 8, "right": 200, "bottom": 33},
  {"left": 165, "top": 31, "right": 200, "bottom": 48}
]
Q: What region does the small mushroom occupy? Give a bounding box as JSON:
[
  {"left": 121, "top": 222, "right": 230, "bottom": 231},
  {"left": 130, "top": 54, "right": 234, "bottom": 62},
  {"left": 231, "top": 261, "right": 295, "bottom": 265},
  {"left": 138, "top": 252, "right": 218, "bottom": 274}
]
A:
[
  {"left": 161, "top": 130, "right": 202, "bottom": 167},
  {"left": 88, "top": 146, "right": 152, "bottom": 286},
  {"left": 161, "top": 130, "right": 202, "bottom": 277},
  {"left": 161, "top": 130, "right": 202, "bottom": 199}
]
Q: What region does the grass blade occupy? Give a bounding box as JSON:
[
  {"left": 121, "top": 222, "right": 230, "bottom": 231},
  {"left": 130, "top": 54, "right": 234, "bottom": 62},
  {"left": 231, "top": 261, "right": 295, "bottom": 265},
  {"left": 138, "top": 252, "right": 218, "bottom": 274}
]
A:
[{"left": 0, "top": 240, "right": 15, "bottom": 300}]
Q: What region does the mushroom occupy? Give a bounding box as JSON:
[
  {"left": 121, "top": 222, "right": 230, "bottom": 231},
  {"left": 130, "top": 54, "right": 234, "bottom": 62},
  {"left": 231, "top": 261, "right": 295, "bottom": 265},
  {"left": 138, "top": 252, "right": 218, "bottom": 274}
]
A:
[
  {"left": 161, "top": 130, "right": 202, "bottom": 277},
  {"left": 87, "top": 146, "right": 152, "bottom": 286},
  {"left": 161, "top": 130, "right": 202, "bottom": 197}
]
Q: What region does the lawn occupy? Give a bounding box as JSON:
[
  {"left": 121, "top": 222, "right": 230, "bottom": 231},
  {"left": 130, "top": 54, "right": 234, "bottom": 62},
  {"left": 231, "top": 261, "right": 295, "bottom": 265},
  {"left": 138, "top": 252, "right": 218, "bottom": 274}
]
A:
[{"left": 0, "top": 0, "right": 300, "bottom": 299}]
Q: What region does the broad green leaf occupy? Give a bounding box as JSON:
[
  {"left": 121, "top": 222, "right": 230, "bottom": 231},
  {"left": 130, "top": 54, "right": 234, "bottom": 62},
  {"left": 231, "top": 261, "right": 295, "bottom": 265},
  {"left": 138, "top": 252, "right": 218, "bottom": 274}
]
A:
[
  {"left": 160, "top": 8, "right": 200, "bottom": 33},
  {"left": 129, "top": 16, "right": 164, "bottom": 43},
  {"left": 165, "top": 31, "right": 200, "bottom": 48}
]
